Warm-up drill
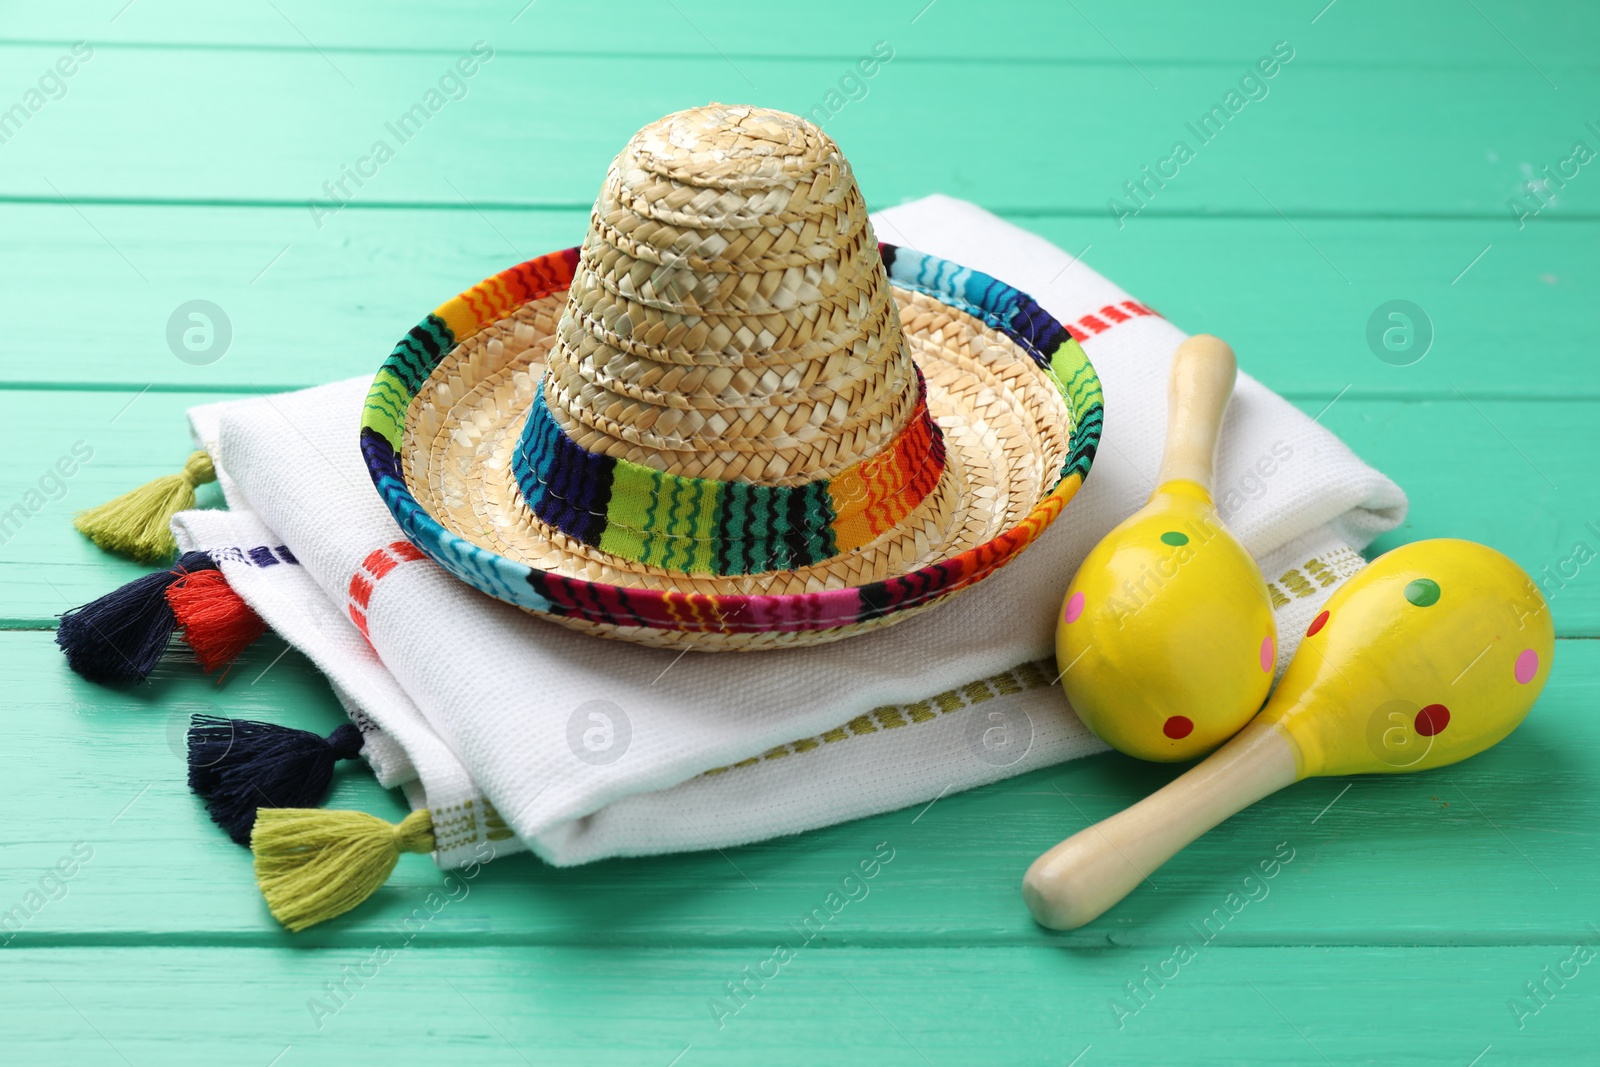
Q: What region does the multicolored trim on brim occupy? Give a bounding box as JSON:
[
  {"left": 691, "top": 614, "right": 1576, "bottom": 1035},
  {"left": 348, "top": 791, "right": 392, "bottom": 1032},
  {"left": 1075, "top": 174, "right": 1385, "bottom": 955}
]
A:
[
  {"left": 360, "top": 244, "right": 1104, "bottom": 635},
  {"left": 510, "top": 367, "right": 946, "bottom": 576}
]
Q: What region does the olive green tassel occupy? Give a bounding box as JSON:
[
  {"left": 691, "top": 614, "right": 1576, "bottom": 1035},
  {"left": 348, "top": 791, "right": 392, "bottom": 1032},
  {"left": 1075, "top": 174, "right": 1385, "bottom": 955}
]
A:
[
  {"left": 73, "top": 450, "right": 216, "bottom": 564},
  {"left": 252, "top": 808, "right": 435, "bottom": 932}
]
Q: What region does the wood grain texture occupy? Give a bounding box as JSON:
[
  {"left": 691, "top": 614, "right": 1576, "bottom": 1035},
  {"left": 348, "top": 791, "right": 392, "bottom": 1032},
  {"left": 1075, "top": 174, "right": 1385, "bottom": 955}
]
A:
[
  {"left": 8, "top": 0, "right": 1596, "bottom": 66},
  {"left": 4, "top": 946, "right": 1596, "bottom": 1065},
  {"left": 1, "top": 47, "right": 1597, "bottom": 216},
  {"left": 5, "top": 391, "right": 1597, "bottom": 631},
  {"left": 2, "top": 631, "right": 1594, "bottom": 950},
  {"left": 5, "top": 0, "right": 1597, "bottom": 1061},
  {"left": 3, "top": 206, "right": 1592, "bottom": 396}
]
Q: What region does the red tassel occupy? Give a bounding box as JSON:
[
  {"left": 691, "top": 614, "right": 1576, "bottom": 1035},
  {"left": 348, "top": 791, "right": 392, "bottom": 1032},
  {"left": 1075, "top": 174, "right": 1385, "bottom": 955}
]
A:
[{"left": 166, "top": 569, "right": 266, "bottom": 674}]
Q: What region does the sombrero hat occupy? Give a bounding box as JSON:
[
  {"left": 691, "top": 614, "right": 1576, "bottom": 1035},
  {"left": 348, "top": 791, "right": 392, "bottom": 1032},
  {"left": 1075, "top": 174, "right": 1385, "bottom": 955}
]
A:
[{"left": 361, "top": 104, "right": 1103, "bottom": 650}]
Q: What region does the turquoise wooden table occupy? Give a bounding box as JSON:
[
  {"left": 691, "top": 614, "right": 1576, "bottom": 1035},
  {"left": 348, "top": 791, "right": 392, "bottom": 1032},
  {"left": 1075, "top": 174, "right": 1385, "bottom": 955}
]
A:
[{"left": 4, "top": 2, "right": 1598, "bottom": 1062}]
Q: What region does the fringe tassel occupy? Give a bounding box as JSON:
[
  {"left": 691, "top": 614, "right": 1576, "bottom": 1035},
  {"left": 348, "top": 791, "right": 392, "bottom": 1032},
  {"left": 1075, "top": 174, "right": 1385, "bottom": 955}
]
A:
[
  {"left": 167, "top": 569, "right": 266, "bottom": 673},
  {"left": 56, "top": 551, "right": 217, "bottom": 684},
  {"left": 73, "top": 450, "right": 216, "bottom": 564},
  {"left": 188, "top": 716, "right": 365, "bottom": 845},
  {"left": 252, "top": 808, "right": 435, "bottom": 932}
]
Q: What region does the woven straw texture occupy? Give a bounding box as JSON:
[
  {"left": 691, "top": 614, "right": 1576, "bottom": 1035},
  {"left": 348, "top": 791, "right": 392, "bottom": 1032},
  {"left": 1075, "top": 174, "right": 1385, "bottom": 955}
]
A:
[
  {"left": 360, "top": 106, "right": 1103, "bottom": 649},
  {"left": 549, "top": 105, "right": 913, "bottom": 485}
]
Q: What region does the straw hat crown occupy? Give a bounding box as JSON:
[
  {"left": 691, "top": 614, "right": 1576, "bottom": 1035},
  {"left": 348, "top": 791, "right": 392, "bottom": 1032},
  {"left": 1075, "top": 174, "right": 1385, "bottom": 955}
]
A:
[{"left": 542, "top": 103, "right": 916, "bottom": 486}]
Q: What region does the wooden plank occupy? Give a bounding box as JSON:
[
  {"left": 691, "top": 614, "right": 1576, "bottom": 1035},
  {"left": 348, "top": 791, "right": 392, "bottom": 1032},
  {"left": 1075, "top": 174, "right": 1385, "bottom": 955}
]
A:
[
  {"left": 4, "top": 3, "right": 1592, "bottom": 1060},
  {"left": 2, "top": 630, "right": 1593, "bottom": 947},
  {"left": 4, "top": 392, "right": 1596, "bottom": 629},
  {"left": 8, "top": 0, "right": 1594, "bottom": 66},
  {"left": 3, "top": 944, "right": 1592, "bottom": 1063},
  {"left": 0, "top": 389, "right": 222, "bottom": 626},
  {"left": 2, "top": 205, "right": 1594, "bottom": 396},
  {"left": 2, "top": 46, "right": 1596, "bottom": 216}
]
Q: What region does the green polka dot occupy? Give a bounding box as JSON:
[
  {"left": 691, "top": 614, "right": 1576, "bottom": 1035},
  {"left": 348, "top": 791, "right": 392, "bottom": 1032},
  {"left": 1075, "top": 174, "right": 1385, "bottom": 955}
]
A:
[
  {"left": 1405, "top": 578, "right": 1441, "bottom": 607},
  {"left": 1160, "top": 531, "right": 1189, "bottom": 547}
]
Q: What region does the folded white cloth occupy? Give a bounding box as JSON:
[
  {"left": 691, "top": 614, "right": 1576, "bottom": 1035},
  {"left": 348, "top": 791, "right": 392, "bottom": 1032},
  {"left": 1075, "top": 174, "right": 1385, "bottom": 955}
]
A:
[{"left": 172, "top": 195, "right": 1406, "bottom": 869}]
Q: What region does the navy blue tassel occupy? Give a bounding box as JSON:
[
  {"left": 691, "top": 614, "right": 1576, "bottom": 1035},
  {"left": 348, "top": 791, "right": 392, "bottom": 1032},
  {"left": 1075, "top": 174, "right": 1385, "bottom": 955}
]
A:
[
  {"left": 56, "top": 551, "right": 217, "bottom": 685},
  {"left": 187, "top": 715, "right": 366, "bottom": 845}
]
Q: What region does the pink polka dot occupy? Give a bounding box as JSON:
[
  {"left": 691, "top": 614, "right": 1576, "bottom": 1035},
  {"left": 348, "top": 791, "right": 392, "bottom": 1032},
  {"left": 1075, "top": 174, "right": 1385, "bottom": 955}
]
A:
[
  {"left": 1515, "top": 648, "right": 1539, "bottom": 685},
  {"left": 1260, "top": 635, "right": 1275, "bottom": 673},
  {"left": 1063, "top": 591, "right": 1086, "bottom": 624}
]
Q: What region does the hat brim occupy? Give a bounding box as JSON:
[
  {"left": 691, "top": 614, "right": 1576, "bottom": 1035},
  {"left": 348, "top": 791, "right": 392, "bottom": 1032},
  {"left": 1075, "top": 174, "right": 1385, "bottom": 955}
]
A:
[{"left": 361, "top": 244, "right": 1103, "bottom": 650}]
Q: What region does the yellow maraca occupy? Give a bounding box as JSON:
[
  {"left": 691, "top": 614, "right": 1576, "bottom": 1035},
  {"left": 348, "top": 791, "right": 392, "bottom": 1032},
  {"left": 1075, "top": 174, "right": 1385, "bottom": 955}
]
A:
[
  {"left": 1025, "top": 538, "right": 1554, "bottom": 930},
  {"left": 1057, "top": 334, "right": 1275, "bottom": 761}
]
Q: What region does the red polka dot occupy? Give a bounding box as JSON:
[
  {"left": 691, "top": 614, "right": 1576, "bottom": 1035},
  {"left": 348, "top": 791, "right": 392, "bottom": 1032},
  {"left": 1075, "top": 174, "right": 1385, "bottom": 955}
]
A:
[
  {"left": 1414, "top": 704, "right": 1450, "bottom": 737},
  {"left": 1163, "top": 715, "right": 1194, "bottom": 739},
  {"left": 1307, "top": 610, "right": 1329, "bottom": 637}
]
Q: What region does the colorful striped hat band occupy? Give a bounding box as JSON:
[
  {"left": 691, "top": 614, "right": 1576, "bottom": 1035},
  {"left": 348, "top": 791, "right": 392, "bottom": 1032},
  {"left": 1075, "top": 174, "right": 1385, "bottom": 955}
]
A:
[
  {"left": 513, "top": 367, "right": 946, "bottom": 576},
  {"left": 360, "top": 104, "right": 1104, "bottom": 649}
]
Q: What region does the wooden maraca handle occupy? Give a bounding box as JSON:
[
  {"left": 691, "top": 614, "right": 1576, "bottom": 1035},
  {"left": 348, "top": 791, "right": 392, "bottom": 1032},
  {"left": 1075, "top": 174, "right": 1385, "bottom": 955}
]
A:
[
  {"left": 1155, "top": 334, "right": 1238, "bottom": 491},
  {"left": 1023, "top": 720, "right": 1298, "bottom": 930}
]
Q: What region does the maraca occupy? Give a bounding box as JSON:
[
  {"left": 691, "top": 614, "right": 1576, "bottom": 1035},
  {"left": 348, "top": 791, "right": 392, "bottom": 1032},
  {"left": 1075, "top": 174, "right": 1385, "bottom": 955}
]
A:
[
  {"left": 1057, "top": 334, "right": 1275, "bottom": 761},
  {"left": 1025, "top": 538, "right": 1553, "bottom": 930}
]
